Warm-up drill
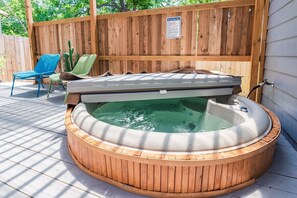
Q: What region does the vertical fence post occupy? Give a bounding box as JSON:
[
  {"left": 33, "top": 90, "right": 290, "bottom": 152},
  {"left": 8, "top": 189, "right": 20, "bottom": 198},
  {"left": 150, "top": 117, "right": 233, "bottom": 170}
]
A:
[
  {"left": 256, "top": 0, "right": 270, "bottom": 102},
  {"left": 24, "top": 0, "right": 37, "bottom": 69},
  {"left": 90, "top": 0, "right": 99, "bottom": 75},
  {"left": 250, "top": 0, "right": 267, "bottom": 102}
]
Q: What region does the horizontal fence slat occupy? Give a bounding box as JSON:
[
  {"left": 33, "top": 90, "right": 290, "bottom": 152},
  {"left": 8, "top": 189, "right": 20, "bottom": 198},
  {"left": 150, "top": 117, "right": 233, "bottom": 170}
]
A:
[
  {"left": 32, "top": 1, "right": 255, "bottom": 26},
  {"left": 33, "top": 16, "right": 90, "bottom": 27},
  {"left": 97, "top": 0, "right": 255, "bottom": 20},
  {"left": 97, "top": 55, "right": 251, "bottom": 62},
  {"left": 3, "top": 0, "right": 265, "bottom": 99}
]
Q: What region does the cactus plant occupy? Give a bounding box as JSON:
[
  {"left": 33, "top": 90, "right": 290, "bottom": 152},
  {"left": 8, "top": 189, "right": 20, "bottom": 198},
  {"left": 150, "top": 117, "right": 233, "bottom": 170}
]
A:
[
  {"left": 74, "top": 53, "right": 80, "bottom": 66},
  {"left": 63, "top": 53, "right": 71, "bottom": 72},
  {"left": 63, "top": 40, "right": 80, "bottom": 72}
]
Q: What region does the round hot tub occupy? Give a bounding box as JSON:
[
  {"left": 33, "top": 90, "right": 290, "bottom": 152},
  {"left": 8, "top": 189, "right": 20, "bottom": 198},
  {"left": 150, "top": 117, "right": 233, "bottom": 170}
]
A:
[{"left": 65, "top": 95, "right": 280, "bottom": 197}]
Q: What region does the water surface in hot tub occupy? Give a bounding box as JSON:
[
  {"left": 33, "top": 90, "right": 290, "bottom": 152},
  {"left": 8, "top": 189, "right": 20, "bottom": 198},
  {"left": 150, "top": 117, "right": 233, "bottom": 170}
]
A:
[{"left": 92, "top": 97, "right": 232, "bottom": 133}]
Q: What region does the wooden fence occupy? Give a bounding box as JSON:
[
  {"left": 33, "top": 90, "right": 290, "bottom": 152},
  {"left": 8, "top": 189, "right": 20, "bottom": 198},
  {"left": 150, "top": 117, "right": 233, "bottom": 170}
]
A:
[
  {"left": 25, "top": 0, "right": 268, "bottom": 100},
  {"left": 0, "top": 34, "right": 32, "bottom": 82}
]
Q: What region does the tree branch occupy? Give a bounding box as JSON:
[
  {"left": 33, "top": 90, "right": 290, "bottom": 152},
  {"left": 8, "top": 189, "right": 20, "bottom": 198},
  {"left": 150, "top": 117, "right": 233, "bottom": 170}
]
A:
[
  {"left": 119, "top": 0, "right": 129, "bottom": 11},
  {"left": 97, "top": 2, "right": 113, "bottom": 9},
  {"left": 0, "top": 0, "right": 27, "bottom": 33},
  {"left": 97, "top": 0, "right": 131, "bottom": 12}
]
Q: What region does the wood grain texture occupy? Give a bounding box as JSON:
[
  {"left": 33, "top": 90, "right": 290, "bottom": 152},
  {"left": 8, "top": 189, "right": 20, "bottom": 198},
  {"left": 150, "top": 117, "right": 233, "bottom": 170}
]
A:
[
  {"left": 4, "top": 86, "right": 296, "bottom": 198},
  {"left": 65, "top": 105, "right": 281, "bottom": 197},
  {"left": 22, "top": 0, "right": 269, "bottom": 101},
  {"left": 96, "top": 0, "right": 255, "bottom": 20},
  {"left": 98, "top": 55, "right": 251, "bottom": 61},
  {"left": 0, "top": 35, "right": 32, "bottom": 82},
  {"left": 30, "top": 1, "right": 258, "bottom": 78},
  {"left": 249, "top": 0, "right": 265, "bottom": 101},
  {"left": 256, "top": 0, "right": 270, "bottom": 102},
  {"left": 24, "top": 0, "right": 37, "bottom": 68},
  {"left": 89, "top": 0, "right": 99, "bottom": 76}
]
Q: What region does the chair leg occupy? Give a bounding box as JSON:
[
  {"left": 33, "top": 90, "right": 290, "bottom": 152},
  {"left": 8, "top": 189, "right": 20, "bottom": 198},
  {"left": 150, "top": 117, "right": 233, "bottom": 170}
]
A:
[
  {"left": 37, "top": 76, "right": 42, "bottom": 98},
  {"left": 10, "top": 76, "right": 16, "bottom": 96},
  {"left": 47, "top": 80, "right": 53, "bottom": 98},
  {"left": 61, "top": 81, "right": 66, "bottom": 90}
]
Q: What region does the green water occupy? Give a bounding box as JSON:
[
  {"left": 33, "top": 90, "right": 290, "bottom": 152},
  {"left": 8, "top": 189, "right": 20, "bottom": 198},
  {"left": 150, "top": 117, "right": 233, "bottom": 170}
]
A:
[{"left": 92, "top": 98, "right": 232, "bottom": 133}]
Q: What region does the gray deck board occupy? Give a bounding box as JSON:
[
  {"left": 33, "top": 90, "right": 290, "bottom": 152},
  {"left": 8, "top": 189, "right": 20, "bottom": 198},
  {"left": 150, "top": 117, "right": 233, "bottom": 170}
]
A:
[
  {"left": 0, "top": 82, "right": 297, "bottom": 198},
  {"left": 0, "top": 181, "right": 30, "bottom": 198}
]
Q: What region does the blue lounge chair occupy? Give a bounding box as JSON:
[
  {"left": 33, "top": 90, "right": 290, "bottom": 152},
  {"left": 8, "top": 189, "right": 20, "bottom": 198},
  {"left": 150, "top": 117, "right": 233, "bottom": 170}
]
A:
[{"left": 11, "top": 54, "right": 60, "bottom": 97}]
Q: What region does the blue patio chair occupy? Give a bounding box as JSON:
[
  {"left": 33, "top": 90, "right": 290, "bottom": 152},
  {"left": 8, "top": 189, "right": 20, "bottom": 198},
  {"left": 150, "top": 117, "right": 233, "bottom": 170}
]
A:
[{"left": 10, "top": 54, "right": 60, "bottom": 97}]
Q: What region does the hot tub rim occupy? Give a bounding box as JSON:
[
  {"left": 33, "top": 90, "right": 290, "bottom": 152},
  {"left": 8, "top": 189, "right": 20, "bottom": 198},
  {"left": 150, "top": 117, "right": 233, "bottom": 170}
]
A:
[{"left": 70, "top": 95, "right": 272, "bottom": 153}]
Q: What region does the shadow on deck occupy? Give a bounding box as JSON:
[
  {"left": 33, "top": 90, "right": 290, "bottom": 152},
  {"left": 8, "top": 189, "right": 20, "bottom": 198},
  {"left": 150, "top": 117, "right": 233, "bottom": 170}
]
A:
[{"left": 0, "top": 82, "right": 296, "bottom": 198}]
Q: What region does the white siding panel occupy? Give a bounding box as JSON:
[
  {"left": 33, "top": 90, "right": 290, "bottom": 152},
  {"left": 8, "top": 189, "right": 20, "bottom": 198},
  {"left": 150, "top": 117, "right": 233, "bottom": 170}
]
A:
[
  {"left": 262, "top": 95, "right": 297, "bottom": 142},
  {"left": 268, "top": 1, "right": 297, "bottom": 29},
  {"left": 263, "top": 86, "right": 297, "bottom": 121},
  {"left": 269, "top": 0, "right": 292, "bottom": 16},
  {"left": 266, "top": 16, "right": 297, "bottom": 43},
  {"left": 265, "top": 57, "right": 297, "bottom": 77},
  {"left": 263, "top": 69, "right": 297, "bottom": 99},
  {"left": 265, "top": 37, "right": 297, "bottom": 57}
]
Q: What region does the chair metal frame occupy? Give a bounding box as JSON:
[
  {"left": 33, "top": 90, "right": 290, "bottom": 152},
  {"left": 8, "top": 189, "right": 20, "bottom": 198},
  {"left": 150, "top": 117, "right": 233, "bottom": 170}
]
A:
[{"left": 10, "top": 54, "right": 60, "bottom": 97}]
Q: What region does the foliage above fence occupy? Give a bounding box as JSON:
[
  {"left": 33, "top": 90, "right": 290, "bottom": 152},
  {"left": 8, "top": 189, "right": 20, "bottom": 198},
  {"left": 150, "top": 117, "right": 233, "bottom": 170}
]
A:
[{"left": 0, "top": 0, "right": 221, "bottom": 37}]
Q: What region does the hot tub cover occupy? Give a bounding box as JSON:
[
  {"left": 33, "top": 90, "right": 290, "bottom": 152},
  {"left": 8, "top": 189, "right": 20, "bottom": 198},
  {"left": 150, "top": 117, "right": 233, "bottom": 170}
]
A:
[
  {"left": 67, "top": 73, "right": 241, "bottom": 93},
  {"left": 67, "top": 73, "right": 241, "bottom": 103},
  {"left": 67, "top": 73, "right": 241, "bottom": 102}
]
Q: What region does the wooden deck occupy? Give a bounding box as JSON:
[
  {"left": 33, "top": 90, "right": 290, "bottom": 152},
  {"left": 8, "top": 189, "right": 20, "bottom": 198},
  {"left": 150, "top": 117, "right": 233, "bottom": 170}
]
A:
[{"left": 0, "top": 82, "right": 297, "bottom": 198}]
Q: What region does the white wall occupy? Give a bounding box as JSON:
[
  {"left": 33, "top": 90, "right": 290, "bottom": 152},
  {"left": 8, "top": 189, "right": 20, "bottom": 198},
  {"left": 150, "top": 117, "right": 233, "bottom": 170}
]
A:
[{"left": 262, "top": 0, "right": 297, "bottom": 143}]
